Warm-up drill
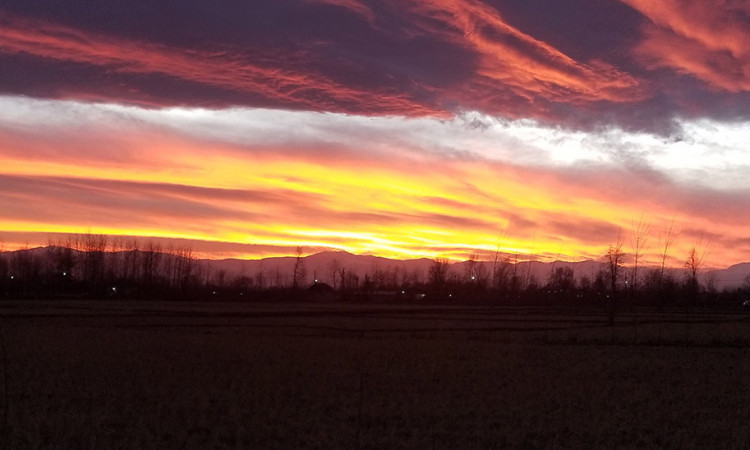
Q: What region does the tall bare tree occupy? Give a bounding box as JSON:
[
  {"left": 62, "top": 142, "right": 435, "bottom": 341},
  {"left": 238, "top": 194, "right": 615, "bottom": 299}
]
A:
[
  {"left": 255, "top": 261, "right": 266, "bottom": 289},
  {"left": 122, "top": 238, "right": 140, "bottom": 283},
  {"left": 659, "top": 221, "right": 678, "bottom": 280},
  {"left": 464, "top": 254, "right": 478, "bottom": 282},
  {"left": 0, "top": 243, "right": 8, "bottom": 292},
  {"left": 292, "top": 246, "right": 307, "bottom": 289},
  {"left": 547, "top": 266, "right": 576, "bottom": 293},
  {"left": 629, "top": 217, "right": 651, "bottom": 295},
  {"left": 493, "top": 256, "right": 511, "bottom": 291},
  {"left": 328, "top": 258, "right": 341, "bottom": 290},
  {"left": 605, "top": 233, "right": 625, "bottom": 326},
  {"left": 81, "top": 233, "right": 108, "bottom": 287},
  {"left": 142, "top": 241, "right": 163, "bottom": 288},
  {"left": 685, "top": 240, "right": 708, "bottom": 305},
  {"left": 428, "top": 257, "right": 450, "bottom": 286}
]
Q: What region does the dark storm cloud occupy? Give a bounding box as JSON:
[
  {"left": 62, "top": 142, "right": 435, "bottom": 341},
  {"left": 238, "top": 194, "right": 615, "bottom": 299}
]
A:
[{"left": 1, "top": 0, "right": 749, "bottom": 132}]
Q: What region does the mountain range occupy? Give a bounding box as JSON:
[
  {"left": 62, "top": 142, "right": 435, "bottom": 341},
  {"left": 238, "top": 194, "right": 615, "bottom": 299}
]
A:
[
  {"left": 201, "top": 251, "right": 749, "bottom": 290},
  {"left": 4, "top": 247, "right": 749, "bottom": 290}
]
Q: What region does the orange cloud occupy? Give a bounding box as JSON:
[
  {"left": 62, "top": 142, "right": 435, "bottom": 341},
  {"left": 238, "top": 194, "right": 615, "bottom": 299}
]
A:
[
  {"left": 403, "top": 0, "right": 646, "bottom": 109},
  {"left": 0, "top": 5, "right": 648, "bottom": 124},
  {"left": 621, "top": 0, "right": 750, "bottom": 92},
  {"left": 304, "top": 0, "right": 375, "bottom": 23},
  {"left": 0, "top": 12, "right": 439, "bottom": 116},
  {"left": 2, "top": 106, "right": 749, "bottom": 268}
]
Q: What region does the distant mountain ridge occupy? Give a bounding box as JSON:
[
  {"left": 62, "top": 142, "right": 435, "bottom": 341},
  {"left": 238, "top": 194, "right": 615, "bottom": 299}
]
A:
[
  {"left": 204, "top": 251, "right": 748, "bottom": 290},
  {"left": 4, "top": 247, "right": 749, "bottom": 290}
]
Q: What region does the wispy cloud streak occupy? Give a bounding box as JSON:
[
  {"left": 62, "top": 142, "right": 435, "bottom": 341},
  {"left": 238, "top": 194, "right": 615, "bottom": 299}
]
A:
[
  {"left": 0, "top": 12, "right": 439, "bottom": 115},
  {"left": 405, "top": 0, "right": 646, "bottom": 107},
  {"left": 1, "top": 98, "right": 750, "bottom": 264},
  {"left": 622, "top": 0, "right": 750, "bottom": 92}
]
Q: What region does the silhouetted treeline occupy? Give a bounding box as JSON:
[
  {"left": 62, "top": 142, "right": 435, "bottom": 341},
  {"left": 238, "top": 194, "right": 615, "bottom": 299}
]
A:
[
  {"left": 0, "top": 234, "right": 747, "bottom": 309},
  {"left": 0, "top": 235, "right": 207, "bottom": 300}
]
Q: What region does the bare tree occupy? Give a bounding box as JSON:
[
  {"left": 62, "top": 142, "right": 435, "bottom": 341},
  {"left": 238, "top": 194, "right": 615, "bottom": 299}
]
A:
[
  {"left": 216, "top": 269, "right": 227, "bottom": 288},
  {"left": 292, "top": 246, "right": 307, "bottom": 289},
  {"left": 50, "top": 241, "right": 75, "bottom": 280},
  {"left": 273, "top": 266, "right": 283, "bottom": 288},
  {"left": 547, "top": 266, "right": 576, "bottom": 293},
  {"left": 606, "top": 240, "right": 625, "bottom": 295},
  {"left": 254, "top": 261, "right": 265, "bottom": 290},
  {"left": 108, "top": 236, "right": 124, "bottom": 281},
  {"left": 428, "top": 258, "right": 450, "bottom": 286},
  {"left": 370, "top": 262, "right": 388, "bottom": 290},
  {"left": 742, "top": 273, "right": 750, "bottom": 293},
  {"left": 524, "top": 242, "right": 537, "bottom": 291},
  {"left": 122, "top": 238, "right": 140, "bottom": 283},
  {"left": 509, "top": 253, "right": 521, "bottom": 295},
  {"left": 684, "top": 241, "right": 708, "bottom": 305},
  {"left": 493, "top": 256, "right": 510, "bottom": 291},
  {"left": 605, "top": 234, "right": 625, "bottom": 326},
  {"left": 464, "top": 254, "right": 479, "bottom": 283},
  {"left": 81, "top": 233, "right": 108, "bottom": 287},
  {"left": 630, "top": 217, "right": 651, "bottom": 295},
  {"left": 339, "top": 268, "right": 359, "bottom": 291},
  {"left": 659, "top": 221, "right": 678, "bottom": 280},
  {"left": 328, "top": 258, "right": 341, "bottom": 290},
  {"left": 173, "top": 246, "right": 196, "bottom": 293},
  {"left": 0, "top": 244, "right": 8, "bottom": 293},
  {"left": 490, "top": 239, "right": 505, "bottom": 286},
  {"left": 142, "top": 241, "right": 163, "bottom": 288},
  {"left": 398, "top": 265, "right": 410, "bottom": 289},
  {"left": 474, "top": 261, "right": 489, "bottom": 289},
  {"left": 704, "top": 271, "right": 718, "bottom": 305}
]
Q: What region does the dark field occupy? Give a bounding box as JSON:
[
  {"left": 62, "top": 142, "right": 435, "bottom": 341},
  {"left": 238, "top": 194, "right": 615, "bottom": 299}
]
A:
[{"left": 2, "top": 301, "right": 750, "bottom": 449}]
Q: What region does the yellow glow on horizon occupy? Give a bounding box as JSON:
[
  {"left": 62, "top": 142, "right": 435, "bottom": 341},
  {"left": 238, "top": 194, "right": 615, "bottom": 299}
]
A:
[
  {"left": 0, "top": 148, "right": 698, "bottom": 263},
  {"left": 1, "top": 123, "right": 747, "bottom": 268}
]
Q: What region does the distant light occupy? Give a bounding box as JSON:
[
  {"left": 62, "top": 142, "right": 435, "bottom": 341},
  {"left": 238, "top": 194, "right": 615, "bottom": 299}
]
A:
[
  {"left": 112, "top": 287, "right": 117, "bottom": 292},
  {"left": 314, "top": 279, "right": 318, "bottom": 283},
  {"left": 471, "top": 276, "right": 475, "bottom": 280},
  {"left": 213, "top": 291, "right": 216, "bottom": 295},
  {"left": 10, "top": 276, "right": 13, "bottom": 280},
  {"left": 449, "top": 294, "right": 452, "bottom": 298},
  {"left": 62, "top": 272, "right": 67, "bottom": 276},
  {"left": 401, "top": 290, "right": 405, "bottom": 294}
]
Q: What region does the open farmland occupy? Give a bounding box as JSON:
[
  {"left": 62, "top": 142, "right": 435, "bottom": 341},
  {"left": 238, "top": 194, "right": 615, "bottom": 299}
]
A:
[{"left": 2, "top": 301, "right": 750, "bottom": 449}]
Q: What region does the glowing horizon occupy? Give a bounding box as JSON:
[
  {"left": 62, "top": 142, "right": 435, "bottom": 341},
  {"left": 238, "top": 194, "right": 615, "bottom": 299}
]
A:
[
  {"left": 2, "top": 1, "right": 750, "bottom": 269},
  {"left": 1, "top": 98, "right": 746, "bottom": 268}
]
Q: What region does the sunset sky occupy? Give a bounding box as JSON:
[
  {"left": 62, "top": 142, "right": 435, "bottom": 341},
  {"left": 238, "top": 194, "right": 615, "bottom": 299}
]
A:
[{"left": 2, "top": 0, "right": 750, "bottom": 267}]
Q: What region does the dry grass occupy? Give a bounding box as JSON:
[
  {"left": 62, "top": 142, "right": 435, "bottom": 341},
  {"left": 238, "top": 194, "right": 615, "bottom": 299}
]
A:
[{"left": 2, "top": 300, "right": 750, "bottom": 449}]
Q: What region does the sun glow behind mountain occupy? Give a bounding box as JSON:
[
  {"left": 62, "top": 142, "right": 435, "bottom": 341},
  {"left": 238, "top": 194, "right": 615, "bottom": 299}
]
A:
[{"left": 2, "top": 1, "right": 750, "bottom": 267}]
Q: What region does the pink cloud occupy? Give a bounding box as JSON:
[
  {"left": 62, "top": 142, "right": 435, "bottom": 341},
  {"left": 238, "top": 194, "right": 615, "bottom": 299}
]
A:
[
  {"left": 621, "top": 0, "right": 750, "bottom": 92},
  {"left": 0, "top": 5, "right": 649, "bottom": 123},
  {"left": 0, "top": 12, "right": 441, "bottom": 116},
  {"left": 403, "top": 0, "right": 647, "bottom": 111},
  {"left": 304, "top": 0, "right": 375, "bottom": 23}
]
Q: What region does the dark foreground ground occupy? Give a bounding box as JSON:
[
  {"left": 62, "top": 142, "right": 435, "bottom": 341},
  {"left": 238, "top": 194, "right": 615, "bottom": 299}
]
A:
[{"left": 2, "top": 300, "right": 750, "bottom": 449}]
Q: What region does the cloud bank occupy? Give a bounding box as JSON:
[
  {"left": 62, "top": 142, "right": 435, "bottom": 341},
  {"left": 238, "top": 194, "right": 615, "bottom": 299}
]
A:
[{"left": 2, "top": 1, "right": 750, "bottom": 267}]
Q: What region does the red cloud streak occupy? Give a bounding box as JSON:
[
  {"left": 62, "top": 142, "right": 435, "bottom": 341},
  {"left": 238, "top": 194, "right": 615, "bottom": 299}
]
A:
[
  {"left": 621, "top": 0, "right": 750, "bottom": 92},
  {"left": 0, "top": 12, "right": 441, "bottom": 116},
  {"left": 0, "top": 5, "right": 648, "bottom": 121},
  {"left": 304, "top": 0, "right": 375, "bottom": 23},
  {"left": 403, "top": 0, "right": 647, "bottom": 109}
]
